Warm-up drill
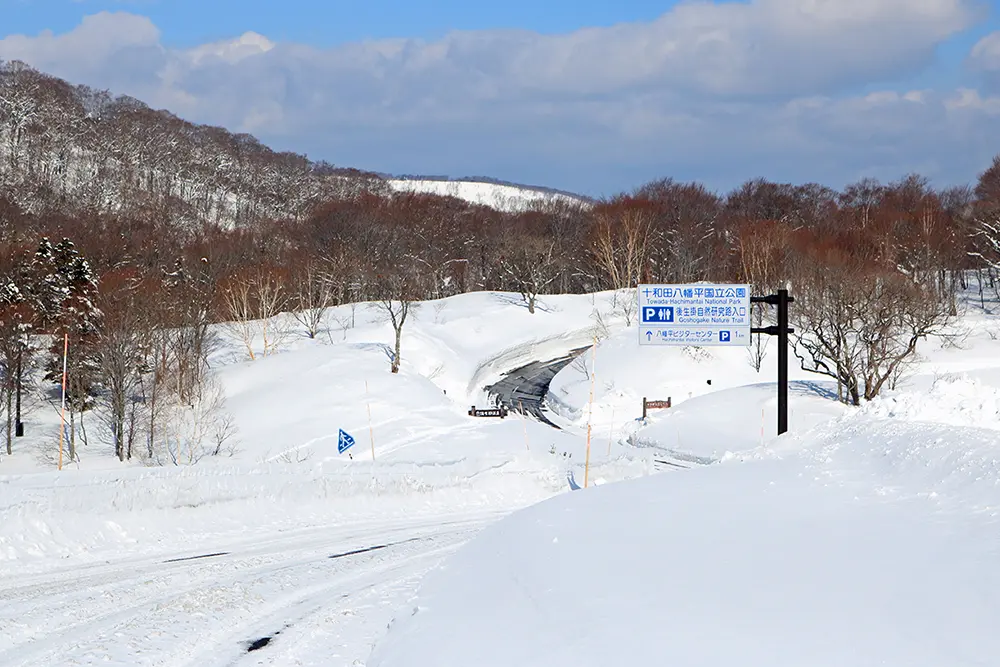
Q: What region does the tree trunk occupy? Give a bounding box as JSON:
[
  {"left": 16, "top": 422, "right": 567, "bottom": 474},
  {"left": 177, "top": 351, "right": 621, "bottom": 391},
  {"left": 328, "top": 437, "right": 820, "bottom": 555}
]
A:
[
  {"left": 14, "top": 346, "right": 21, "bottom": 438},
  {"left": 392, "top": 326, "right": 402, "bottom": 374},
  {"left": 4, "top": 388, "right": 11, "bottom": 455},
  {"left": 148, "top": 375, "right": 157, "bottom": 460},
  {"left": 115, "top": 405, "right": 125, "bottom": 462},
  {"left": 69, "top": 409, "right": 76, "bottom": 462}
]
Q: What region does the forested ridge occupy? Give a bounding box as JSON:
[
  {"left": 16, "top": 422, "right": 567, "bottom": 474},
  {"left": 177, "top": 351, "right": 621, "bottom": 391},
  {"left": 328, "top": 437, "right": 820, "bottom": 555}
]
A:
[{"left": 3, "top": 59, "right": 1000, "bottom": 464}]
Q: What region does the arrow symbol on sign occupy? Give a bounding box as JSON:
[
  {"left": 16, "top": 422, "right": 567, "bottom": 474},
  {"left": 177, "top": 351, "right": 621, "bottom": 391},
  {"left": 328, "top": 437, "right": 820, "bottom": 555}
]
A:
[{"left": 646, "top": 331, "right": 653, "bottom": 341}]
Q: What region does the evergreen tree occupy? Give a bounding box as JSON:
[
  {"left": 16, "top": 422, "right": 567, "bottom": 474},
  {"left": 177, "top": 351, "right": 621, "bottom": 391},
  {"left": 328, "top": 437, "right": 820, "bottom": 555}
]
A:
[
  {"left": 0, "top": 276, "right": 32, "bottom": 454},
  {"left": 31, "top": 237, "right": 102, "bottom": 461}
]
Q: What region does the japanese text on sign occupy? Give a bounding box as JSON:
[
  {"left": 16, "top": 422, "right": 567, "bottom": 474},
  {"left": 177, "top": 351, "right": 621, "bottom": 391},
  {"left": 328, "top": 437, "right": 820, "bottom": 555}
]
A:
[{"left": 638, "top": 283, "right": 752, "bottom": 347}]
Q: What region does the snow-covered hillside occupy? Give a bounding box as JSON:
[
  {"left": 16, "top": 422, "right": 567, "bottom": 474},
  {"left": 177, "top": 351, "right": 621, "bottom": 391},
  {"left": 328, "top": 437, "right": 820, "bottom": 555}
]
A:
[
  {"left": 385, "top": 178, "right": 590, "bottom": 212},
  {"left": 3, "top": 286, "right": 1000, "bottom": 665}
]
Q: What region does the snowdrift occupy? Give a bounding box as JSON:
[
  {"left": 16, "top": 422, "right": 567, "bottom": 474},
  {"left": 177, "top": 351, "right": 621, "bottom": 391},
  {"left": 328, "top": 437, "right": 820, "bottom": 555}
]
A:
[{"left": 369, "top": 382, "right": 1000, "bottom": 666}]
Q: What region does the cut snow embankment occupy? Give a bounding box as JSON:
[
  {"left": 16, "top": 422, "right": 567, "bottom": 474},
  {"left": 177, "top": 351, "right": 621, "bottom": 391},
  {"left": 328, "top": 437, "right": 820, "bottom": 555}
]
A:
[{"left": 369, "top": 379, "right": 1000, "bottom": 666}]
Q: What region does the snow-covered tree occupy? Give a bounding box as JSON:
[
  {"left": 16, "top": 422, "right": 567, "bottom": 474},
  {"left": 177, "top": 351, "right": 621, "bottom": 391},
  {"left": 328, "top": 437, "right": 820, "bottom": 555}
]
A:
[{"left": 0, "top": 278, "right": 32, "bottom": 455}]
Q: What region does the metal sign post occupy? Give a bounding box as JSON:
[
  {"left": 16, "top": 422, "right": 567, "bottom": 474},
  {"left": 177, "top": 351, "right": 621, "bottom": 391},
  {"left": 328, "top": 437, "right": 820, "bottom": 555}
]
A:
[
  {"left": 749, "top": 289, "right": 794, "bottom": 436},
  {"left": 638, "top": 284, "right": 794, "bottom": 437}
]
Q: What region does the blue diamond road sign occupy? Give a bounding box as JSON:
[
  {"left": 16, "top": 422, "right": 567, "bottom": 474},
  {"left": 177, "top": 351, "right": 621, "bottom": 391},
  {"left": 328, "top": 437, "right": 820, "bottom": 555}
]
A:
[{"left": 338, "top": 429, "right": 356, "bottom": 454}]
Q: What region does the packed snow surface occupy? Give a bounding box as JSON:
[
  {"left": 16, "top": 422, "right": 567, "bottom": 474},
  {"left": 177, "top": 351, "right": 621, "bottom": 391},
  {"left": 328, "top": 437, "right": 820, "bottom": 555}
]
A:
[
  {"left": 370, "top": 400, "right": 1000, "bottom": 667},
  {"left": 3, "top": 286, "right": 1000, "bottom": 664},
  {"left": 367, "top": 290, "right": 1000, "bottom": 667}
]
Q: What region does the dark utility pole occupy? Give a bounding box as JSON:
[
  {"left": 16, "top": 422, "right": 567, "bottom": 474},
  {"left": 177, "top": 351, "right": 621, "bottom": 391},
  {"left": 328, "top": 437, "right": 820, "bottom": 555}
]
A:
[
  {"left": 15, "top": 343, "right": 23, "bottom": 437},
  {"left": 751, "top": 289, "right": 794, "bottom": 436},
  {"left": 776, "top": 289, "right": 790, "bottom": 435}
]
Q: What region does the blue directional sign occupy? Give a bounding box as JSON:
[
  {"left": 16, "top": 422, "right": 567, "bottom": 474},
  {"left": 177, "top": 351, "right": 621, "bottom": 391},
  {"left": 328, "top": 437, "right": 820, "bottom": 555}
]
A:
[
  {"left": 638, "top": 283, "right": 751, "bottom": 347},
  {"left": 338, "top": 428, "right": 356, "bottom": 454}
]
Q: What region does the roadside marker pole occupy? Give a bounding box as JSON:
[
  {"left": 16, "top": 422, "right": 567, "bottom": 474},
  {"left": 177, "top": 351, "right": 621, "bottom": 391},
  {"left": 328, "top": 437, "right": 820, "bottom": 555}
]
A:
[
  {"left": 365, "top": 380, "right": 375, "bottom": 461},
  {"left": 584, "top": 336, "right": 596, "bottom": 489},
  {"left": 57, "top": 333, "right": 68, "bottom": 471}
]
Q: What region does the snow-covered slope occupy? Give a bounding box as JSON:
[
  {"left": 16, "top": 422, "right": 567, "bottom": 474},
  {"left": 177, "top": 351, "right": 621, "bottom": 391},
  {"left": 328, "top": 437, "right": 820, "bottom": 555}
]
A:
[
  {"left": 6, "top": 284, "right": 1000, "bottom": 665},
  {"left": 546, "top": 323, "right": 848, "bottom": 460},
  {"left": 365, "top": 288, "right": 1000, "bottom": 666},
  {"left": 385, "top": 178, "right": 589, "bottom": 212},
  {"left": 369, "top": 382, "right": 1000, "bottom": 667},
  {"left": 0, "top": 290, "right": 650, "bottom": 565}
]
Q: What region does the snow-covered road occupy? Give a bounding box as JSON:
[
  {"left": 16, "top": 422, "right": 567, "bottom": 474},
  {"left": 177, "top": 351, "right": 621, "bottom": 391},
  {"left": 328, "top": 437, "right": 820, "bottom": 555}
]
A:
[
  {"left": 485, "top": 346, "right": 589, "bottom": 427},
  {"left": 0, "top": 511, "right": 500, "bottom": 666}
]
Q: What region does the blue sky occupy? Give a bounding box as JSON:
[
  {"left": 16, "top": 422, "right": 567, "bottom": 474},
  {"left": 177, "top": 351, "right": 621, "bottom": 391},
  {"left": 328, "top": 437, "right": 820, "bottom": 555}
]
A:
[
  {"left": 2, "top": 0, "right": 1000, "bottom": 197},
  {"left": 5, "top": 0, "right": 677, "bottom": 45}
]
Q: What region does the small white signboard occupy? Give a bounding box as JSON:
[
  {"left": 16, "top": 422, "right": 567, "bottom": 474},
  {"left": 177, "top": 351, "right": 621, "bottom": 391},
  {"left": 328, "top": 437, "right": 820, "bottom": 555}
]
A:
[{"left": 637, "top": 283, "right": 752, "bottom": 346}]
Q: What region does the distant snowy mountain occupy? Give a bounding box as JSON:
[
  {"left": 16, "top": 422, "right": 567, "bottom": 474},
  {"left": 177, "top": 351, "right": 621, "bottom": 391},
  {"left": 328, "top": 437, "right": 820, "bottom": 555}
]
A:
[
  {"left": 385, "top": 177, "right": 592, "bottom": 213},
  {"left": 2, "top": 61, "right": 592, "bottom": 226}
]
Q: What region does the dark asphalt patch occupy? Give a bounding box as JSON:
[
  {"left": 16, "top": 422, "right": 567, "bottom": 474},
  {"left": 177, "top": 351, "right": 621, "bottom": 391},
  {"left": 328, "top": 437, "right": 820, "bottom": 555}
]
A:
[
  {"left": 329, "top": 535, "right": 424, "bottom": 560},
  {"left": 162, "top": 551, "right": 230, "bottom": 563},
  {"left": 485, "top": 346, "right": 590, "bottom": 428},
  {"left": 328, "top": 543, "right": 390, "bottom": 560},
  {"left": 245, "top": 636, "right": 273, "bottom": 652}
]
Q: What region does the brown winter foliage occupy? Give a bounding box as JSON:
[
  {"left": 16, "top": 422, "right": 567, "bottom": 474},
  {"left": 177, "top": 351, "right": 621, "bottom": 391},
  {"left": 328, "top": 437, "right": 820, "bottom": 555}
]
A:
[{"left": 2, "top": 60, "right": 1000, "bottom": 462}]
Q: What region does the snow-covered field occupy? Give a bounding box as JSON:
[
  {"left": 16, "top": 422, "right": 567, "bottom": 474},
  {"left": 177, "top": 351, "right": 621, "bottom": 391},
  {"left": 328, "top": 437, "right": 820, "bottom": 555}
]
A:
[
  {"left": 3, "top": 286, "right": 1000, "bottom": 664},
  {"left": 385, "top": 178, "right": 589, "bottom": 212},
  {"left": 367, "top": 296, "right": 1000, "bottom": 666}
]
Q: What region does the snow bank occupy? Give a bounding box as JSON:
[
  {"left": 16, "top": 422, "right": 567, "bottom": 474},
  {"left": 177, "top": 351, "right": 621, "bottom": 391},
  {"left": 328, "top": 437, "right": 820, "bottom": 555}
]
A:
[
  {"left": 858, "top": 374, "right": 1000, "bottom": 430},
  {"left": 547, "top": 322, "right": 847, "bottom": 460},
  {"left": 369, "top": 415, "right": 1000, "bottom": 667},
  {"left": 626, "top": 382, "right": 847, "bottom": 461},
  {"left": 0, "top": 459, "right": 545, "bottom": 566},
  {"left": 0, "top": 447, "right": 665, "bottom": 566}
]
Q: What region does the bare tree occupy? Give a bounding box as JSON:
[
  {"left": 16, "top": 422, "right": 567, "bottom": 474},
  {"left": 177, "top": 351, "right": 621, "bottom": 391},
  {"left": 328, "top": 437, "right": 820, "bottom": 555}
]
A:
[
  {"left": 737, "top": 220, "right": 787, "bottom": 372},
  {"left": 499, "top": 240, "right": 561, "bottom": 314},
  {"left": 591, "top": 208, "right": 650, "bottom": 290},
  {"left": 291, "top": 258, "right": 338, "bottom": 339},
  {"left": 791, "top": 247, "right": 951, "bottom": 405},
  {"left": 221, "top": 265, "right": 289, "bottom": 360},
  {"left": 747, "top": 302, "right": 770, "bottom": 373},
  {"left": 371, "top": 270, "right": 422, "bottom": 374},
  {"left": 91, "top": 272, "right": 155, "bottom": 461},
  {"left": 155, "top": 373, "right": 238, "bottom": 465},
  {"left": 608, "top": 288, "right": 638, "bottom": 327}
]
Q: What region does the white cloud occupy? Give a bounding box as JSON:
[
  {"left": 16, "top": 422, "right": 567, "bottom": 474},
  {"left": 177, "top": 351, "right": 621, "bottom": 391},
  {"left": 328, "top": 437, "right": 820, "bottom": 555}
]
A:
[
  {"left": 0, "top": 2, "right": 995, "bottom": 194},
  {"left": 0, "top": 12, "right": 160, "bottom": 75},
  {"left": 970, "top": 31, "right": 1000, "bottom": 70},
  {"left": 185, "top": 32, "right": 274, "bottom": 66}
]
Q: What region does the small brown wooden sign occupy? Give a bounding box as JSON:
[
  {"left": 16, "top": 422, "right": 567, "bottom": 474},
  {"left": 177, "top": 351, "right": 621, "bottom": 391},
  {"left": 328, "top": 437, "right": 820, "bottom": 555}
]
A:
[
  {"left": 642, "top": 397, "right": 671, "bottom": 419},
  {"left": 469, "top": 405, "right": 508, "bottom": 418}
]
